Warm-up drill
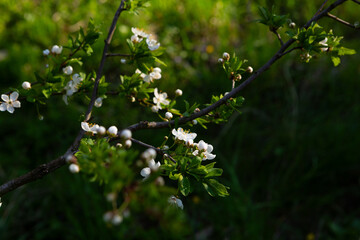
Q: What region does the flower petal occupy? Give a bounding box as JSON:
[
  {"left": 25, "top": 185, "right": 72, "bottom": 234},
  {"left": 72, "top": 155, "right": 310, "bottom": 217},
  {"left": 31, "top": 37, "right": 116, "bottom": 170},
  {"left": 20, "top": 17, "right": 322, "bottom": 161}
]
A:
[
  {"left": 12, "top": 100, "right": 21, "bottom": 108},
  {"left": 10, "top": 92, "right": 19, "bottom": 101},
  {"left": 0, "top": 103, "right": 7, "bottom": 111},
  {"left": 81, "top": 122, "right": 90, "bottom": 131},
  {"left": 7, "top": 105, "right": 14, "bottom": 113},
  {"left": 1, "top": 94, "right": 9, "bottom": 102},
  {"left": 140, "top": 167, "right": 151, "bottom": 178}
]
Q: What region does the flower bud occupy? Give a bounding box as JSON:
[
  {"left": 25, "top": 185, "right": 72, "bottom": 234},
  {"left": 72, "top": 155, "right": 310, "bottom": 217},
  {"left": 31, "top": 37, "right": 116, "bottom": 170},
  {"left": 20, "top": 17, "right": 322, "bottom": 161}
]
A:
[
  {"left": 124, "top": 139, "right": 132, "bottom": 148},
  {"left": 222, "top": 52, "right": 230, "bottom": 61},
  {"left": 165, "top": 112, "right": 173, "bottom": 119},
  {"left": 94, "top": 97, "right": 103, "bottom": 108},
  {"left": 218, "top": 58, "right": 224, "bottom": 64},
  {"left": 51, "top": 45, "right": 63, "bottom": 54},
  {"left": 65, "top": 154, "right": 76, "bottom": 163},
  {"left": 155, "top": 176, "right": 165, "bottom": 186},
  {"left": 147, "top": 148, "right": 157, "bottom": 159},
  {"left": 106, "top": 193, "right": 116, "bottom": 202},
  {"left": 108, "top": 126, "right": 118, "bottom": 137},
  {"left": 97, "top": 126, "right": 106, "bottom": 135},
  {"left": 194, "top": 108, "right": 200, "bottom": 113},
  {"left": 192, "top": 120, "right": 198, "bottom": 125},
  {"left": 162, "top": 145, "right": 169, "bottom": 150},
  {"left": 69, "top": 164, "right": 80, "bottom": 173},
  {"left": 120, "top": 59, "right": 126, "bottom": 64},
  {"left": 62, "top": 66, "right": 73, "bottom": 75},
  {"left": 111, "top": 214, "right": 123, "bottom": 225},
  {"left": 289, "top": 22, "right": 296, "bottom": 28},
  {"left": 22, "top": 81, "right": 31, "bottom": 90},
  {"left": 247, "top": 66, "right": 253, "bottom": 73},
  {"left": 120, "top": 129, "right": 132, "bottom": 140},
  {"left": 43, "top": 49, "right": 50, "bottom": 56},
  {"left": 103, "top": 211, "right": 113, "bottom": 223},
  {"left": 175, "top": 89, "right": 183, "bottom": 96},
  {"left": 151, "top": 106, "right": 159, "bottom": 112},
  {"left": 235, "top": 74, "right": 242, "bottom": 81}
]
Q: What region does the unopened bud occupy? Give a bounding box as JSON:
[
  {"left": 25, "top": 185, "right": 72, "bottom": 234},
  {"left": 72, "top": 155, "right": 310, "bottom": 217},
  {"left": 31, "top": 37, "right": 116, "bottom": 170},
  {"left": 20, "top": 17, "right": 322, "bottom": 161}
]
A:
[
  {"left": 218, "top": 58, "right": 224, "bottom": 64},
  {"left": 124, "top": 139, "right": 132, "bottom": 148},
  {"left": 165, "top": 112, "right": 173, "bottom": 119},
  {"left": 175, "top": 89, "right": 183, "bottom": 96},
  {"left": 69, "top": 164, "right": 80, "bottom": 173},
  {"left": 108, "top": 126, "right": 118, "bottom": 137},
  {"left": 247, "top": 66, "right": 253, "bottom": 73},
  {"left": 192, "top": 120, "right": 198, "bottom": 125},
  {"left": 65, "top": 154, "right": 77, "bottom": 163},
  {"left": 289, "top": 22, "right": 296, "bottom": 28},
  {"left": 222, "top": 52, "right": 230, "bottom": 61},
  {"left": 235, "top": 74, "right": 242, "bottom": 81},
  {"left": 120, "top": 129, "right": 132, "bottom": 140},
  {"left": 120, "top": 59, "right": 126, "bottom": 64},
  {"left": 22, "top": 81, "right": 31, "bottom": 90},
  {"left": 194, "top": 108, "right": 200, "bottom": 113}
]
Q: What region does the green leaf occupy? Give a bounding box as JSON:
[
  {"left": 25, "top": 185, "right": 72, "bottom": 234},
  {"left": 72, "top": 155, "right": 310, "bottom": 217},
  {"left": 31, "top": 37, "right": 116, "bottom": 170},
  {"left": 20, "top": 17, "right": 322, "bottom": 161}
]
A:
[
  {"left": 337, "top": 47, "right": 356, "bottom": 56},
  {"left": 331, "top": 56, "right": 341, "bottom": 67},
  {"left": 42, "top": 88, "right": 52, "bottom": 98},
  {"left": 205, "top": 168, "right": 223, "bottom": 178},
  {"left": 202, "top": 179, "right": 229, "bottom": 197},
  {"left": 179, "top": 176, "right": 191, "bottom": 196}
]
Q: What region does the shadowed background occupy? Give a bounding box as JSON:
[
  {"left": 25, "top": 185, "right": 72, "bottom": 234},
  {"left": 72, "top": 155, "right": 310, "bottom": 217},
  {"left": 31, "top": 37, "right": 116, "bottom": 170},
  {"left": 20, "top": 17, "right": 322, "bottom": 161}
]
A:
[{"left": 0, "top": 0, "right": 359, "bottom": 239}]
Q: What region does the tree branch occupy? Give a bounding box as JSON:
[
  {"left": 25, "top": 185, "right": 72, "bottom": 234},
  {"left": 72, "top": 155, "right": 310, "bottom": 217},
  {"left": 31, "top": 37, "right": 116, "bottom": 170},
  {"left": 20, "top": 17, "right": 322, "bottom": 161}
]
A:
[
  {"left": 106, "top": 53, "right": 131, "bottom": 57},
  {"left": 131, "top": 138, "right": 177, "bottom": 163},
  {"left": 0, "top": 0, "right": 352, "bottom": 198},
  {"left": 0, "top": 0, "right": 127, "bottom": 198},
  {"left": 127, "top": 0, "right": 349, "bottom": 132},
  {"left": 326, "top": 12, "right": 359, "bottom": 29},
  {"left": 271, "top": 29, "right": 284, "bottom": 46},
  {"left": 352, "top": 0, "right": 360, "bottom": 5}
]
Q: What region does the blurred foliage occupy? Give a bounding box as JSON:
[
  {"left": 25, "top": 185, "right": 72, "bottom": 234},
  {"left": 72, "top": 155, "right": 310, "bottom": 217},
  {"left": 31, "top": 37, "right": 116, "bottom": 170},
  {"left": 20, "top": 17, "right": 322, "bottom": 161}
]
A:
[{"left": 0, "top": 0, "right": 360, "bottom": 239}]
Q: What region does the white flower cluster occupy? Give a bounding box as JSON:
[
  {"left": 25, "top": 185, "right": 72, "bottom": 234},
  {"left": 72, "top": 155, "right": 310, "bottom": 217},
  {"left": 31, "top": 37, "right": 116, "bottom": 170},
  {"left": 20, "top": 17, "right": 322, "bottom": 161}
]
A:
[
  {"left": 131, "top": 27, "right": 160, "bottom": 51},
  {"left": 43, "top": 45, "right": 63, "bottom": 56},
  {"left": 168, "top": 195, "right": 184, "bottom": 210},
  {"left": 140, "top": 148, "right": 161, "bottom": 180},
  {"left": 62, "top": 73, "right": 83, "bottom": 105},
  {"left": 103, "top": 210, "right": 130, "bottom": 226},
  {"left": 152, "top": 88, "right": 170, "bottom": 112},
  {"left": 172, "top": 128, "right": 216, "bottom": 160},
  {"left": 319, "top": 37, "right": 329, "bottom": 52},
  {"left": 0, "top": 92, "right": 21, "bottom": 114},
  {"left": 135, "top": 67, "right": 162, "bottom": 83}
]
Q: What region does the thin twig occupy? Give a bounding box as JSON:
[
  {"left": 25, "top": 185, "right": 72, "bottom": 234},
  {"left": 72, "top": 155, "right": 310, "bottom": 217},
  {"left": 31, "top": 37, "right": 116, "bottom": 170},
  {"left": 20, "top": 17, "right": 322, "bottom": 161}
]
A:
[
  {"left": 106, "top": 53, "right": 131, "bottom": 57},
  {"left": 315, "top": 0, "right": 329, "bottom": 16},
  {"left": 326, "top": 12, "right": 359, "bottom": 29},
  {"left": 281, "top": 46, "right": 303, "bottom": 56},
  {"left": 131, "top": 138, "right": 177, "bottom": 163},
  {"left": 271, "top": 29, "right": 284, "bottom": 46},
  {"left": 0, "top": 0, "right": 351, "bottom": 197}
]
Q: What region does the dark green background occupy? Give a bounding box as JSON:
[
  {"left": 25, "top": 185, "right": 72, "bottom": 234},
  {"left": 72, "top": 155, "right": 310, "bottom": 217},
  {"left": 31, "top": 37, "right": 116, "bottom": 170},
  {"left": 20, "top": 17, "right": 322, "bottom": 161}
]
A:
[{"left": 0, "top": 0, "right": 359, "bottom": 239}]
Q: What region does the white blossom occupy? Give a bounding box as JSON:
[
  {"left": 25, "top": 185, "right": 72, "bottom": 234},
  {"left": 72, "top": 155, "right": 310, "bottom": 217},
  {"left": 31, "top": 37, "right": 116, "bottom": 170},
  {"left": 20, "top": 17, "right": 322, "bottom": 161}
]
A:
[
  {"left": 319, "top": 37, "right": 329, "bottom": 52},
  {"left": 81, "top": 122, "right": 99, "bottom": 134},
  {"left": 192, "top": 140, "right": 216, "bottom": 160},
  {"left": 247, "top": 66, "right": 253, "bottom": 73},
  {"left": 94, "top": 97, "right": 103, "bottom": 108},
  {"left": 22, "top": 81, "right": 31, "bottom": 90},
  {"left": 141, "top": 148, "right": 157, "bottom": 160},
  {"left": 72, "top": 73, "right": 83, "bottom": 85},
  {"left": 168, "top": 195, "right": 184, "bottom": 209},
  {"left": 69, "top": 164, "right": 80, "bottom": 173},
  {"left": 146, "top": 37, "right": 160, "bottom": 51},
  {"left": 192, "top": 119, "right": 198, "bottom": 125},
  {"left": 175, "top": 89, "right": 183, "bottom": 96},
  {"left": 120, "top": 129, "right": 132, "bottom": 140},
  {"left": 143, "top": 67, "right": 162, "bottom": 83},
  {"left": 171, "top": 127, "right": 197, "bottom": 144},
  {"left": 63, "top": 66, "right": 73, "bottom": 75},
  {"left": 0, "top": 92, "right": 21, "bottom": 114},
  {"left": 165, "top": 112, "right": 173, "bottom": 119},
  {"left": 120, "top": 59, "right": 126, "bottom": 64},
  {"left": 153, "top": 88, "right": 170, "bottom": 110},
  {"left": 151, "top": 105, "right": 160, "bottom": 112},
  {"left": 140, "top": 159, "right": 161, "bottom": 179},
  {"left": 43, "top": 49, "right": 50, "bottom": 56},
  {"left": 108, "top": 126, "right": 118, "bottom": 136},
  {"left": 131, "top": 27, "right": 149, "bottom": 43},
  {"left": 51, "top": 45, "right": 63, "bottom": 54}
]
